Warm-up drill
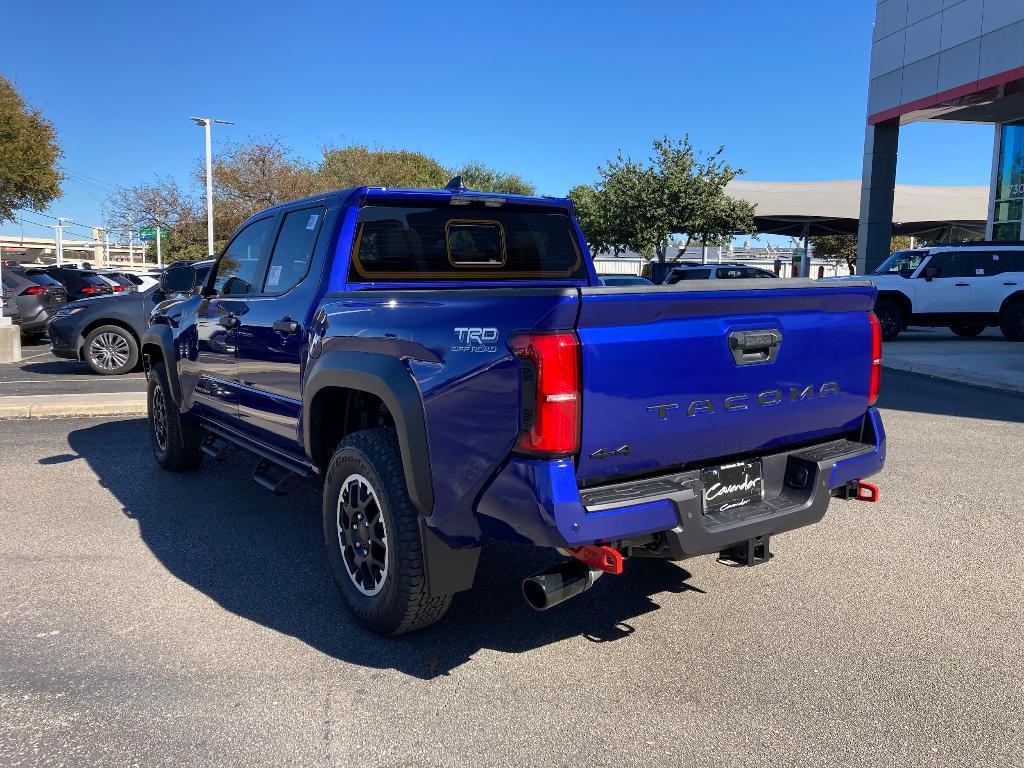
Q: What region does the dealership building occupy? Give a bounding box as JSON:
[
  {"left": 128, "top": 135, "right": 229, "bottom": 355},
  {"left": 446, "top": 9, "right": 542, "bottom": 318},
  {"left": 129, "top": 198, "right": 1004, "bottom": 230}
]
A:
[{"left": 859, "top": 0, "right": 1024, "bottom": 272}]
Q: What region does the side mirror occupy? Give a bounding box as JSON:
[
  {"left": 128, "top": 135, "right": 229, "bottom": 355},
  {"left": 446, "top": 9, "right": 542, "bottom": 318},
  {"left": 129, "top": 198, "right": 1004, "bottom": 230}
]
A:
[
  {"left": 160, "top": 265, "right": 197, "bottom": 295},
  {"left": 923, "top": 266, "right": 940, "bottom": 281}
]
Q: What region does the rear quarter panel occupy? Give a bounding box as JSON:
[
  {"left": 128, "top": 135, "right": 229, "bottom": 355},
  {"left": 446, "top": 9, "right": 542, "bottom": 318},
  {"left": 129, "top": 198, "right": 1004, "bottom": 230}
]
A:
[{"left": 315, "top": 288, "right": 579, "bottom": 544}]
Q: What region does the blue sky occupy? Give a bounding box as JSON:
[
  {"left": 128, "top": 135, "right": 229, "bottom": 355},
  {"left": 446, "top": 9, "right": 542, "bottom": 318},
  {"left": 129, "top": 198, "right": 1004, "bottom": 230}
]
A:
[{"left": 2, "top": 0, "right": 995, "bottom": 244}]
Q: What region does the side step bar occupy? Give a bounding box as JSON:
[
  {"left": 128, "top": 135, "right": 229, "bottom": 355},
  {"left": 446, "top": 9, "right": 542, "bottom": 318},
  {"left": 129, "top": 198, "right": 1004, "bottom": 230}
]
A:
[{"left": 202, "top": 422, "right": 316, "bottom": 495}]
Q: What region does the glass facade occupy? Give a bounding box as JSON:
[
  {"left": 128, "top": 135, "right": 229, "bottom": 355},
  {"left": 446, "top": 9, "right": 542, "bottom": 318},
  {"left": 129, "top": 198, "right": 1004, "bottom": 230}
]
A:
[{"left": 993, "top": 122, "right": 1024, "bottom": 241}]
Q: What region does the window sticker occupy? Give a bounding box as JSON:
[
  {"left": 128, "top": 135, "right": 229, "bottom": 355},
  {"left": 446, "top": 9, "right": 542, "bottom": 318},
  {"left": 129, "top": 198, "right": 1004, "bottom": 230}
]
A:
[
  {"left": 267, "top": 265, "right": 283, "bottom": 287},
  {"left": 306, "top": 214, "right": 319, "bottom": 230},
  {"left": 993, "top": 254, "right": 1000, "bottom": 260},
  {"left": 975, "top": 268, "right": 985, "bottom": 275}
]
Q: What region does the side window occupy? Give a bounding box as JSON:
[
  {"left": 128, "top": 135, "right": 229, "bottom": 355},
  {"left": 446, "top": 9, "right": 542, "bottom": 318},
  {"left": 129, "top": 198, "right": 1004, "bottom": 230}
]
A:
[
  {"left": 986, "top": 250, "right": 1024, "bottom": 275},
  {"left": 717, "top": 268, "right": 745, "bottom": 279},
  {"left": 263, "top": 207, "right": 325, "bottom": 293},
  {"left": 214, "top": 217, "right": 274, "bottom": 296},
  {"left": 681, "top": 268, "right": 711, "bottom": 280}
]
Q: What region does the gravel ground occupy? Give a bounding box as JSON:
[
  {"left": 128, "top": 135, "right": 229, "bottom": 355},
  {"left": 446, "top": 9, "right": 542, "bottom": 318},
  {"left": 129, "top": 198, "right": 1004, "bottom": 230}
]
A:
[{"left": 0, "top": 370, "right": 1022, "bottom": 767}]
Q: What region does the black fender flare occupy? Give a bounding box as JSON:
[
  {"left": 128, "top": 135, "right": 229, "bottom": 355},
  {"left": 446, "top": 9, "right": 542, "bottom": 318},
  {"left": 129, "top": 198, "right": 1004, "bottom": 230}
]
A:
[
  {"left": 303, "top": 351, "right": 434, "bottom": 517},
  {"left": 141, "top": 324, "right": 183, "bottom": 407}
]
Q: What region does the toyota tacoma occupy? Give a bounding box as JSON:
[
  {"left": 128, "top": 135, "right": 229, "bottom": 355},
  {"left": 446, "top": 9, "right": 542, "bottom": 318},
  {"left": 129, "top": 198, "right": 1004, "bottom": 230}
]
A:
[{"left": 143, "top": 181, "right": 886, "bottom": 635}]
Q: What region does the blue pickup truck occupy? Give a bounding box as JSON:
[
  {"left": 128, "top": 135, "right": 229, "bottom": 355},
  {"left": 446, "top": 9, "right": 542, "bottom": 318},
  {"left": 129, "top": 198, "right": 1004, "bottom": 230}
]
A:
[{"left": 143, "top": 181, "right": 886, "bottom": 635}]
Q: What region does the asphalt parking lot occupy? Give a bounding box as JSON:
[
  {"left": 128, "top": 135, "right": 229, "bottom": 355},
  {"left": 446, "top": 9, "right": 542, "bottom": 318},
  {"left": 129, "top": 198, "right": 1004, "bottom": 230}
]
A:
[
  {"left": 1, "top": 370, "right": 1023, "bottom": 767},
  {"left": 0, "top": 339, "right": 145, "bottom": 397}
]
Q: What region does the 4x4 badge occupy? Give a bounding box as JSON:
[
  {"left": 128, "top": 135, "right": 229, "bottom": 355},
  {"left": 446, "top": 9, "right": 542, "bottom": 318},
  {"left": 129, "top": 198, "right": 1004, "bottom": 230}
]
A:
[{"left": 589, "top": 445, "right": 632, "bottom": 459}]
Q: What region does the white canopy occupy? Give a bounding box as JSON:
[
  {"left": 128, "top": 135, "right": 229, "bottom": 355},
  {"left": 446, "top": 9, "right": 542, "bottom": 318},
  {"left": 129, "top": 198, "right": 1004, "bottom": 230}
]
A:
[{"left": 725, "top": 179, "right": 989, "bottom": 238}]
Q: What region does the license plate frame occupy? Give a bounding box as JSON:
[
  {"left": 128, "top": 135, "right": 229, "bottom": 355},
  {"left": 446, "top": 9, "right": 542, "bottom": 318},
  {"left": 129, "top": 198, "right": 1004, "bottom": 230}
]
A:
[{"left": 701, "top": 460, "right": 764, "bottom": 514}]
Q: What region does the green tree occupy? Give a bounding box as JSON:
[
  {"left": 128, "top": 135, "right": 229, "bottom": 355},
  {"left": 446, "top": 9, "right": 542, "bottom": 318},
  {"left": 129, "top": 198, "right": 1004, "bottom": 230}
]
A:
[
  {"left": 318, "top": 145, "right": 449, "bottom": 189},
  {"left": 452, "top": 160, "right": 535, "bottom": 195},
  {"left": 0, "top": 76, "right": 63, "bottom": 223},
  {"left": 570, "top": 135, "right": 754, "bottom": 263}
]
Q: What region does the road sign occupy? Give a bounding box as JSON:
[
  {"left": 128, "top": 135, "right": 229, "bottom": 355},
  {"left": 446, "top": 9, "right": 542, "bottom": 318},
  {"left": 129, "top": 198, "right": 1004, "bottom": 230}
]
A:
[{"left": 139, "top": 227, "right": 167, "bottom": 242}]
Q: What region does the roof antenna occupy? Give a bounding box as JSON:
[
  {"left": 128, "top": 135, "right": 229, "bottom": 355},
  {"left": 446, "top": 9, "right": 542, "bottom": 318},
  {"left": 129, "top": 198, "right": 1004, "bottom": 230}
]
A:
[{"left": 445, "top": 175, "right": 466, "bottom": 191}]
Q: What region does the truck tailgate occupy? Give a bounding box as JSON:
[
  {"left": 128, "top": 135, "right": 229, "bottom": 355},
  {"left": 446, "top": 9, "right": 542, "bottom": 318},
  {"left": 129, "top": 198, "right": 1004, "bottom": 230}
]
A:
[{"left": 575, "top": 279, "right": 877, "bottom": 485}]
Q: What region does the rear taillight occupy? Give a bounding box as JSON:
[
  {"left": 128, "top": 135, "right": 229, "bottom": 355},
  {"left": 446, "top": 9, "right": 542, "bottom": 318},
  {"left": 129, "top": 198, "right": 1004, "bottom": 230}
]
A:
[
  {"left": 21, "top": 286, "right": 45, "bottom": 295},
  {"left": 868, "top": 312, "right": 882, "bottom": 406},
  {"left": 80, "top": 286, "right": 101, "bottom": 295},
  {"left": 510, "top": 331, "right": 580, "bottom": 456},
  {"left": 112, "top": 285, "right": 125, "bottom": 292}
]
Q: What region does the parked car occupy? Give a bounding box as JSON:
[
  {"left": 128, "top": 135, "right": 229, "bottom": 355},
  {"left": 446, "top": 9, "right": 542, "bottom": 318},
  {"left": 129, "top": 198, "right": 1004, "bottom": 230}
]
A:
[
  {"left": 848, "top": 243, "right": 1024, "bottom": 341},
  {"left": 119, "top": 271, "right": 159, "bottom": 292},
  {"left": 41, "top": 267, "right": 114, "bottom": 302},
  {"left": 141, "top": 184, "right": 886, "bottom": 636},
  {"left": 96, "top": 271, "right": 137, "bottom": 294},
  {"left": 598, "top": 275, "right": 654, "bottom": 286},
  {"left": 1, "top": 282, "right": 22, "bottom": 327},
  {"left": 663, "top": 263, "right": 778, "bottom": 283},
  {"left": 2, "top": 267, "right": 67, "bottom": 339},
  {"left": 48, "top": 261, "right": 212, "bottom": 375}
]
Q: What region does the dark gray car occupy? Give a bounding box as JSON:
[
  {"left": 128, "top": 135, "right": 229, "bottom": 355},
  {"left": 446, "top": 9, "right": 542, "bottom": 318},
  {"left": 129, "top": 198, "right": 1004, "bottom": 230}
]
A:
[
  {"left": 2, "top": 267, "right": 68, "bottom": 338},
  {"left": 1, "top": 282, "right": 22, "bottom": 327},
  {"left": 47, "top": 261, "right": 212, "bottom": 375}
]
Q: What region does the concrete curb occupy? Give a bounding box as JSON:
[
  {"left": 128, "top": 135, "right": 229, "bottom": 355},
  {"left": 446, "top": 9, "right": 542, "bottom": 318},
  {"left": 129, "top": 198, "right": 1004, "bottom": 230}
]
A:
[
  {"left": 0, "top": 392, "right": 147, "bottom": 419},
  {"left": 882, "top": 360, "right": 1024, "bottom": 396}
]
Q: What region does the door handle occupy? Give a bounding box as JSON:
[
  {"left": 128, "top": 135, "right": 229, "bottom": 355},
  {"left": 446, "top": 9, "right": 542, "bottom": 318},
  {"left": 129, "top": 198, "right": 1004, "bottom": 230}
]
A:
[
  {"left": 219, "top": 314, "right": 240, "bottom": 329},
  {"left": 954, "top": 282, "right": 970, "bottom": 287},
  {"left": 1004, "top": 282, "right": 1018, "bottom": 286},
  {"left": 273, "top": 318, "right": 301, "bottom": 334}
]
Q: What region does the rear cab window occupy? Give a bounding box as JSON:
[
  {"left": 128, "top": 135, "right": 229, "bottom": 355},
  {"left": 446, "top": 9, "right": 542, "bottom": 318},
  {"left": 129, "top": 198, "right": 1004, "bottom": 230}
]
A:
[{"left": 348, "top": 204, "right": 586, "bottom": 282}]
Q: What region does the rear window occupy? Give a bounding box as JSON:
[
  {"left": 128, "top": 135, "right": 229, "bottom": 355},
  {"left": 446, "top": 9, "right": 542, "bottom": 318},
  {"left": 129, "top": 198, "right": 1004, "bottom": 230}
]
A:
[
  {"left": 23, "top": 271, "right": 61, "bottom": 287},
  {"left": 349, "top": 206, "right": 585, "bottom": 281},
  {"left": 78, "top": 272, "right": 110, "bottom": 286}
]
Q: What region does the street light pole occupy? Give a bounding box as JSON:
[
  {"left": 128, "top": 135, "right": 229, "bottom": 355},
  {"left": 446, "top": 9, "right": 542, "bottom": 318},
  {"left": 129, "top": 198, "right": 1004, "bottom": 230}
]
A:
[{"left": 190, "top": 116, "right": 234, "bottom": 256}]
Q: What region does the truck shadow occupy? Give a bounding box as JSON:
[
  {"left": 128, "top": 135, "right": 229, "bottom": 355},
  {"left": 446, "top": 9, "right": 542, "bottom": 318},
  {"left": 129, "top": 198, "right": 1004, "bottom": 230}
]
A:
[{"left": 64, "top": 418, "right": 703, "bottom": 680}]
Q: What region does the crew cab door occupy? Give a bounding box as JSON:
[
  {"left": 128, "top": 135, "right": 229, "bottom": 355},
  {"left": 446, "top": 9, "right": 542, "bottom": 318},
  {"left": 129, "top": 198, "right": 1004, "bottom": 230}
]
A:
[
  {"left": 185, "top": 216, "right": 274, "bottom": 423},
  {"left": 913, "top": 251, "right": 980, "bottom": 314},
  {"left": 234, "top": 204, "right": 332, "bottom": 451}
]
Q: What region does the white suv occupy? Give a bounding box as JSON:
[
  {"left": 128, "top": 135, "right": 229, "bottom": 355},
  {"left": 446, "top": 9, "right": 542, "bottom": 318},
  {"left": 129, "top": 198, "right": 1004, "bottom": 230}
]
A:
[{"left": 862, "top": 244, "right": 1024, "bottom": 341}]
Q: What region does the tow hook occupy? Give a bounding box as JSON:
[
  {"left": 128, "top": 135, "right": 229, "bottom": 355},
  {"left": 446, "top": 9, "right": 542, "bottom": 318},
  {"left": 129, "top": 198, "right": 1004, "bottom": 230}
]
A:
[
  {"left": 835, "top": 480, "right": 881, "bottom": 502},
  {"left": 564, "top": 544, "right": 624, "bottom": 575}
]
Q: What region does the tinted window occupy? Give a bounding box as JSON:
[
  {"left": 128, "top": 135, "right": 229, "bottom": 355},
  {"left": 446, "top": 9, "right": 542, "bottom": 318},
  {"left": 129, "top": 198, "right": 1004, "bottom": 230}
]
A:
[
  {"left": 263, "top": 207, "right": 323, "bottom": 293},
  {"left": 927, "top": 252, "right": 989, "bottom": 279},
  {"left": 744, "top": 268, "right": 776, "bottom": 278},
  {"left": 716, "top": 267, "right": 745, "bottom": 279},
  {"left": 214, "top": 217, "right": 273, "bottom": 295},
  {"left": 675, "top": 269, "right": 711, "bottom": 281},
  {"left": 983, "top": 250, "right": 1024, "bottom": 275},
  {"left": 349, "top": 206, "right": 585, "bottom": 280},
  {"left": 20, "top": 270, "right": 61, "bottom": 287}
]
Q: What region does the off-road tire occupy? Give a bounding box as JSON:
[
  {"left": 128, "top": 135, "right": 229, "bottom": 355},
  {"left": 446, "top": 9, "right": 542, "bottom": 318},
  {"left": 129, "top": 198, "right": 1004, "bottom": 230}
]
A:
[
  {"left": 83, "top": 325, "right": 139, "bottom": 375},
  {"left": 950, "top": 324, "right": 986, "bottom": 337},
  {"left": 999, "top": 301, "right": 1024, "bottom": 341},
  {"left": 323, "top": 428, "right": 451, "bottom": 636},
  {"left": 148, "top": 361, "right": 204, "bottom": 471},
  {"left": 874, "top": 298, "right": 903, "bottom": 341}
]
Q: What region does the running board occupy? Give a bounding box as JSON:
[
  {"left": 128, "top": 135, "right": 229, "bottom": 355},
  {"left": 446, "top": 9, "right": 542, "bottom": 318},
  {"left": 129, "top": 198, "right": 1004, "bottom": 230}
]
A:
[
  {"left": 201, "top": 433, "right": 234, "bottom": 462},
  {"left": 251, "top": 457, "right": 299, "bottom": 496},
  {"left": 201, "top": 422, "right": 316, "bottom": 495}
]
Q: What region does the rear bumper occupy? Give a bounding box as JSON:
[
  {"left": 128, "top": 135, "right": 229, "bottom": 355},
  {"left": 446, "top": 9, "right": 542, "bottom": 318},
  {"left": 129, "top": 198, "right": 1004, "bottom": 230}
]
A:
[{"left": 475, "top": 408, "right": 886, "bottom": 554}]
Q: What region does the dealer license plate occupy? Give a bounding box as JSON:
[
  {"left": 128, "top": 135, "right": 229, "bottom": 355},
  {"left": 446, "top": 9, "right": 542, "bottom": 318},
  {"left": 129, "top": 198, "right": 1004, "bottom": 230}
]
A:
[{"left": 701, "top": 460, "right": 763, "bottom": 514}]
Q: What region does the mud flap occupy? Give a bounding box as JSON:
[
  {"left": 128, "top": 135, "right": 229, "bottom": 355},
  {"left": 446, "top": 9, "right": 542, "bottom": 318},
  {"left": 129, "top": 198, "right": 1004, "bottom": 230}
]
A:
[{"left": 419, "top": 519, "right": 480, "bottom": 597}]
